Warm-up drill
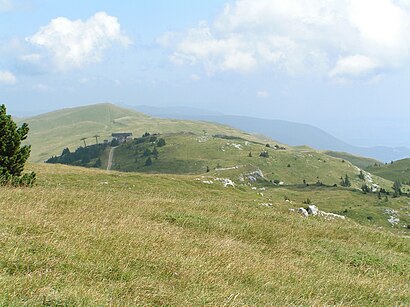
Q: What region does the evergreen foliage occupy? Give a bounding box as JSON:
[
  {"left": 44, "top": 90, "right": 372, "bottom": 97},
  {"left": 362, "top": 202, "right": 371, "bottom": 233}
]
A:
[
  {"left": 259, "top": 151, "right": 269, "bottom": 158},
  {"left": 0, "top": 104, "right": 36, "bottom": 187},
  {"left": 145, "top": 157, "right": 153, "bottom": 166},
  {"left": 361, "top": 184, "right": 370, "bottom": 194},
  {"left": 152, "top": 147, "right": 159, "bottom": 158},
  {"left": 157, "top": 138, "right": 166, "bottom": 147},
  {"left": 143, "top": 148, "right": 152, "bottom": 157},
  {"left": 110, "top": 139, "right": 119, "bottom": 147},
  {"left": 340, "top": 174, "right": 351, "bottom": 187},
  {"left": 46, "top": 143, "right": 108, "bottom": 168},
  {"left": 392, "top": 179, "right": 402, "bottom": 197}
]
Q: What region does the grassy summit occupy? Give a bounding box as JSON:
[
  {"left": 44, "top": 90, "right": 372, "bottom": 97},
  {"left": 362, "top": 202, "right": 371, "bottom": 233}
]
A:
[
  {"left": 0, "top": 163, "right": 409, "bottom": 305},
  {"left": 20, "top": 103, "right": 268, "bottom": 163}
]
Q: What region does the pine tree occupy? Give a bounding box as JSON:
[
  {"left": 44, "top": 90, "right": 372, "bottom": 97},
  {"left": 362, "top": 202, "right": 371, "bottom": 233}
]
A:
[
  {"left": 152, "top": 147, "right": 159, "bottom": 158},
  {"left": 145, "top": 157, "right": 153, "bottom": 166},
  {"left": 157, "top": 138, "right": 166, "bottom": 147},
  {"left": 0, "top": 104, "right": 36, "bottom": 186},
  {"left": 340, "top": 174, "right": 351, "bottom": 187},
  {"left": 345, "top": 174, "right": 351, "bottom": 187},
  {"left": 143, "top": 148, "right": 152, "bottom": 157},
  {"left": 393, "top": 179, "right": 402, "bottom": 197}
]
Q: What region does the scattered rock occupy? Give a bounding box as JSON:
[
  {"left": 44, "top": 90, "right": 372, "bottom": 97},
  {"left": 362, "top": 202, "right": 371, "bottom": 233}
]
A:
[
  {"left": 260, "top": 203, "right": 273, "bottom": 207},
  {"left": 248, "top": 176, "right": 257, "bottom": 183},
  {"left": 246, "top": 169, "right": 264, "bottom": 182},
  {"left": 215, "top": 178, "right": 235, "bottom": 188},
  {"left": 308, "top": 205, "right": 319, "bottom": 216},
  {"left": 292, "top": 205, "right": 346, "bottom": 220},
  {"left": 202, "top": 180, "right": 213, "bottom": 185},
  {"left": 371, "top": 184, "right": 380, "bottom": 192},
  {"left": 298, "top": 208, "right": 309, "bottom": 217},
  {"left": 384, "top": 209, "right": 398, "bottom": 215},
  {"left": 388, "top": 216, "right": 400, "bottom": 226},
  {"left": 384, "top": 209, "right": 400, "bottom": 226},
  {"left": 197, "top": 136, "right": 209, "bottom": 143}
]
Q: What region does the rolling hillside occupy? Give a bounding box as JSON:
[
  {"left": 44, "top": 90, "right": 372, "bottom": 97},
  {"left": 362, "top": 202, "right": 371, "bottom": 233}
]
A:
[
  {"left": 1, "top": 163, "right": 409, "bottom": 305},
  {"left": 367, "top": 158, "right": 410, "bottom": 183},
  {"left": 108, "top": 132, "right": 393, "bottom": 190},
  {"left": 324, "top": 151, "right": 381, "bottom": 169},
  {"left": 20, "top": 103, "right": 270, "bottom": 163},
  {"left": 47, "top": 130, "right": 393, "bottom": 191}
]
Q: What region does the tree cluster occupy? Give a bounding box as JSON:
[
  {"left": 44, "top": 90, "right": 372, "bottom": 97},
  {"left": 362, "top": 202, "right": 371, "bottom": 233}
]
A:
[
  {"left": 132, "top": 133, "right": 167, "bottom": 167},
  {"left": 46, "top": 143, "right": 108, "bottom": 168},
  {"left": 340, "top": 174, "right": 351, "bottom": 187}
]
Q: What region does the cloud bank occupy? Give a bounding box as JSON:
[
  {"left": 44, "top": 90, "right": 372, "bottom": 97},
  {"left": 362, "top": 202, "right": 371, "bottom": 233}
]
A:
[
  {"left": 26, "top": 12, "right": 131, "bottom": 71},
  {"left": 159, "top": 0, "right": 410, "bottom": 79}
]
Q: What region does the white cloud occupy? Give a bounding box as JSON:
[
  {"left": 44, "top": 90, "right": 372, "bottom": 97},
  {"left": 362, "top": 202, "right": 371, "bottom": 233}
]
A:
[
  {"left": 160, "top": 0, "right": 410, "bottom": 79},
  {"left": 26, "top": 12, "right": 131, "bottom": 71},
  {"left": 329, "top": 55, "right": 379, "bottom": 77},
  {"left": 0, "top": 70, "right": 16, "bottom": 84},
  {"left": 257, "top": 90, "right": 269, "bottom": 98}
]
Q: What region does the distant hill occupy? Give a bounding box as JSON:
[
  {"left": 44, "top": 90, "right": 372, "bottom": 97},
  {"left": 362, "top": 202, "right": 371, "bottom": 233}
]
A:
[
  {"left": 366, "top": 158, "right": 410, "bottom": 183},
  {"left": 134, "top": 106, "right": 410, "bottom": 162},
  {"left": 20, "top": 103, "right": 269, "bottom": 163},
  {"left": 47, "top": 130, "right": 392, "bottom": 190},
  {"left": 324, "top": 151, "right": 381, "bottom": 169}
]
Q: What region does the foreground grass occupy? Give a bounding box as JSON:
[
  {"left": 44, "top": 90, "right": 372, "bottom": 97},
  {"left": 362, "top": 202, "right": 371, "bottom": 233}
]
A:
[{"left": 0, "top": 164, "right": 409, "bottom": 306}]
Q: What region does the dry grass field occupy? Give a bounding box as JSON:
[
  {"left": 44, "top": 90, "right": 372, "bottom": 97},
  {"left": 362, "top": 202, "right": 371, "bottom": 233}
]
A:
[{"left": 0, "top": 164, "right": 409, "bottom": 305}]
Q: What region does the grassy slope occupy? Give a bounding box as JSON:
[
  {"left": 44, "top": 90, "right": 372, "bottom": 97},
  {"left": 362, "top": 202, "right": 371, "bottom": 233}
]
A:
[
  {"left": 112, "top": 133, "right": 392, "bottom": 190},
  {"left": 324, "top": 150, "right": 381, "bottom": 169},
  {"left": 20, "top": 103, "right": 270, "bottom": 163},
  {"left": 0, "top": 164, "right": 409, "bottom": 305},
  {"left": 367, "top": 158, "right": 410, "bottom": 182}
]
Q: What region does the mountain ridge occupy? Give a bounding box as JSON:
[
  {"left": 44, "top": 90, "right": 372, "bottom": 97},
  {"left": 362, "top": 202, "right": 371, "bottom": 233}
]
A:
[{"left": 134, "top": 105, "right": 410, "bottom": 162}]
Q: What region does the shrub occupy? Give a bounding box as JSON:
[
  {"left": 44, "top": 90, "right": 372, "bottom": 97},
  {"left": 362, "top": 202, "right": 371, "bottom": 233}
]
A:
[
  {"left": 259, "top": 151, "right": 269, "bottom": 158},
  {"left": 145, "top": 157, "right": 153, "bottom": 166},
  {"left": 157, "top": 138, "right": 166, "bottom": 147}
]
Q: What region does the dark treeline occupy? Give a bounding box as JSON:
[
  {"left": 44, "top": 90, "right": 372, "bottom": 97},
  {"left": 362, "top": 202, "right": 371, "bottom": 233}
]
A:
[{"left": 46, "top": 144, "right": 108, "bottom": 168}]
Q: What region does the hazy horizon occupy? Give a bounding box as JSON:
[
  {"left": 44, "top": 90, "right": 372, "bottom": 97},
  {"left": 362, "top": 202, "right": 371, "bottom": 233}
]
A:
[{"left": 2, "top": 0, "right": 410, "bottom": 148}]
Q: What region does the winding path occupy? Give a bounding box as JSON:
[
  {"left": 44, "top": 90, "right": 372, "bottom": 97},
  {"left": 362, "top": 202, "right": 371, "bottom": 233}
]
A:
[{"left": 106, "top": 146, "right": 118, "bottom": 171}]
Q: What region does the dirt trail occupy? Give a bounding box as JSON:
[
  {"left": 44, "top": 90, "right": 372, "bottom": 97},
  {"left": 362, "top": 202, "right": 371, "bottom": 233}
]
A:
[{"left": 106, "top": 146, "right": 118, "bottom": 171}]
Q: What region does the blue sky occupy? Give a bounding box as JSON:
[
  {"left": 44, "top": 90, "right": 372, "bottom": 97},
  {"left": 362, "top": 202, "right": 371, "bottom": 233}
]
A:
[{"left": 1, "top": 0, "right": 410, "bottom": 147}]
